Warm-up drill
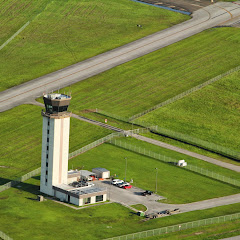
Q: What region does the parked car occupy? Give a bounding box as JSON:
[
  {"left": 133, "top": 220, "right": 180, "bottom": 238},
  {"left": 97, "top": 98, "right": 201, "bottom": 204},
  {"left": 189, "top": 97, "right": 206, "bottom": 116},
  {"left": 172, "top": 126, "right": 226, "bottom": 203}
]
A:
[
  {"left": 142, "top": 190, "right": 153, "bottom": 196},
  {"left": 117, "top": 182, "right": 129, "bottom": 188},
  {"left": 87, "top": 182, "right": 95, "bottom": 187},
  {"left": 111, "top": 179, "right": 124, "bottom": 185},
  {"left": 123, "top": 185, "right": 132, "bottom": 189}
]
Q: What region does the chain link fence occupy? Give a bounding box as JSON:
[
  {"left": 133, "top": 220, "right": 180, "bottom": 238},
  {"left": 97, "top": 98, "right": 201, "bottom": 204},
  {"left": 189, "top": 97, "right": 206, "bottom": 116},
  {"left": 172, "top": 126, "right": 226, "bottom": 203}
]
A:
[
  {"left": 104, "top": 212, "right": 240, "bottom": 240},
  {"left": 69, "top": 132, "right": 125, "bottom": 159},
  {"left": 129, "top": 65, "right": 240, "bottom": 120},
  {"left": 0, "top": 133, "right": 127, "bottom": 193},
  {"left": 0, "top": 231, "right": 13, "bottom": 240},
  {"left": 109, "top": 139, "right": 240, "bottom": 187},
  {"left": 96, "top": 66, "right": 240, "bottom": 161},
  {"left": 144, "top": 125, "right": 240, "bottom": 161},
  {"left": 0, "top": 167, "right": 41, "bottom": 193},
  {"left": 97, "top": 108, "right": 240, "bottom": 161}
]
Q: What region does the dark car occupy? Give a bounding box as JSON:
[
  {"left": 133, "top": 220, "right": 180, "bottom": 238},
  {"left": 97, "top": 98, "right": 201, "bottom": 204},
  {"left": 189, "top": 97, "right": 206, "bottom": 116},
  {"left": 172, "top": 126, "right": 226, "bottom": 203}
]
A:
[{"left": 142, "top": 190, "right": 153, "bottom": 196}]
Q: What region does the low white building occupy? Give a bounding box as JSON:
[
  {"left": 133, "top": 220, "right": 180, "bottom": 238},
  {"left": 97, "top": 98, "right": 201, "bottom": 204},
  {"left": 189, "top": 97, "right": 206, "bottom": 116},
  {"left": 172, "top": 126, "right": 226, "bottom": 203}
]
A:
[
  {"left": 92, "top": 168, "right": 110, "bottom": 179},
  {"left": 53, "top": 184, "right": 107, "bottom": 206}
]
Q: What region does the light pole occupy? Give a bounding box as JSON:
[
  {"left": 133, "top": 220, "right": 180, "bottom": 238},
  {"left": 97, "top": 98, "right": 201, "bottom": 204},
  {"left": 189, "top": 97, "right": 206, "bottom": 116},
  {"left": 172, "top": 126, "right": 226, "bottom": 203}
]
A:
[
  {"left": 124, "top": 157, "right": 127, "bottom": 181},
  {"left": 155, "top": 168, "right": 158, "bottom": 193}
]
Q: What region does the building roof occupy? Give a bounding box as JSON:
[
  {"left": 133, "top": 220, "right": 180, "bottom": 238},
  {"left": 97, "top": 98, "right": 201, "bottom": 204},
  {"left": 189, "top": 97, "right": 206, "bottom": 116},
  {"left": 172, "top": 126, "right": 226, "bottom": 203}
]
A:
[
  {"left": 68, "top": 170, "right": 80, "bottom": 178},
  {"left": 92, "top": 168, "right": 109, "bottom": 172},
  {"left": 79, "top": 170, "right": 96, "bottom": 177},
  {"left": 53, "top": 184, "right": 106, "bottom": 198},
  {"left": 70, "top": 187, "right": 105, "bottom": 196},
  {"left": 43, "top": 93, "right": 71, "bottom": 100}
]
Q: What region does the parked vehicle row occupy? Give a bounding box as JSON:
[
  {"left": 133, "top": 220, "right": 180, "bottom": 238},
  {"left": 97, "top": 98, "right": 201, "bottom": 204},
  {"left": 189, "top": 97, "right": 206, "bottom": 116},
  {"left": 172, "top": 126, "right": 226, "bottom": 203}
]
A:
[{"left": 111, "top": 179, "right": 132, "bottom": 189}]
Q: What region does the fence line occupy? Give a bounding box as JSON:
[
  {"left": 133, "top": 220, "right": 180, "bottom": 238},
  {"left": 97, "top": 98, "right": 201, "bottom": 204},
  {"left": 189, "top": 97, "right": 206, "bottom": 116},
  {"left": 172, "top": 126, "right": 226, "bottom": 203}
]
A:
[
  {"left": 0, "top": 132, "right": 126, "bottom": 193},
  {"left": 104, "top": 212, "right": 240, "bottom": 240},
  {"left": 109, "top": 139, "right": 240, "bottom": 187},
  {"left": 97, "top": 109, "right": 240, "bottom": 161},
  {"left": 144, "top": 125, "right": 240, "bottom": 161},
  {"left": 129, "top": 65, "right": 240, "bottom": 120},
  {"left": 0, "top": 167, "right": 41, "bottom": 193},
  {"left": 0, "top": 231, "right": 13, "bottom": 240},
  {"left": 69, "top": 132, "right": 125, "bottom": 159}
]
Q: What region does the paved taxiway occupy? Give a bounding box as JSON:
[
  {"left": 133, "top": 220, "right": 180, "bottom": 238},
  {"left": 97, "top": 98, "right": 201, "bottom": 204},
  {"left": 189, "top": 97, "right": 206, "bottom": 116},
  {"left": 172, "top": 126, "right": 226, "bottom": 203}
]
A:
[{"left": 1, "top": 2, "right": 240, "bottom": 112}]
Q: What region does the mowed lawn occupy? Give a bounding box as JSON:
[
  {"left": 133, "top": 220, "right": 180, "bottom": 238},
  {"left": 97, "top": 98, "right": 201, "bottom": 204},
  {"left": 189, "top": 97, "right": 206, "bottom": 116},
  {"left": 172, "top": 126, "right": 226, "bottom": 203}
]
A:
[
  {"left": 141, "top": 131, "right": 240, "bottom": 166},
  {"left": 58, "top": 28, "right": 240, "bottom": 118},
  {"left": 112, "top": 137, "right": 240, "bottom": 180},
  {"left": 0, "top": 177, "right": 239, "bottom": 240},
  {"left": 0, "top": 0, "right": 50, "bottom": 43},
  {"left": 145, "top": 220, "right": 240, "bottom": 240},
  {"left": 0, "top": 105, "right": 112, "bottom": 184},
  {"left": 0, "top": 0, "right": 188, "bottom": 91},
  {"left": 140, "top": 70, "right": 240, "bottom": 152},
  {"left": 69, "top": 143, "right": 240, "bottom": 204}
]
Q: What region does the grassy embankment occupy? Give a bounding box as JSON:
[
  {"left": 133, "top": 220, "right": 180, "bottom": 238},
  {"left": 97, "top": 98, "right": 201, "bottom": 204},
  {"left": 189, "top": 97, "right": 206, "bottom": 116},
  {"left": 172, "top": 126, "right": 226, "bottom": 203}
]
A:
[
  {"left": 140, "top": 70, "right": 240, "bottom": 152},
  {"left": 0, "top": 105, "right": 112, "bottom": 184},
  {"left": 0, "top": 177, "right": 239, "bottom": 240},
  {"left": 0, "top": 0, "right": 188, "bottom": 91},
  {"left": 69, "top": 142, "right": 240, "bottom": 204},
  {"left": 56, "top": 28, "right": 240, "bottom": 118}
]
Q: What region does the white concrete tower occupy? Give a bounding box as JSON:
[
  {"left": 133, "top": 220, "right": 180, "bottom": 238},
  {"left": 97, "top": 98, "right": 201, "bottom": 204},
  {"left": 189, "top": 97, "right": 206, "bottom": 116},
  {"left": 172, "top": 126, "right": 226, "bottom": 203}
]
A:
[{"left": 40, "top": 93, "right": 71, "bottom": 196}]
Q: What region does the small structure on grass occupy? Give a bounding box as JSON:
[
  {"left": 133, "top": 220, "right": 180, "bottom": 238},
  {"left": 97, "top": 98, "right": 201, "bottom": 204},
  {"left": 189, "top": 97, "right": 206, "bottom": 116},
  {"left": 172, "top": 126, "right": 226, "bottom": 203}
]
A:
[{"left": 177, "top": 160, "right": 187, "bottom": 167}]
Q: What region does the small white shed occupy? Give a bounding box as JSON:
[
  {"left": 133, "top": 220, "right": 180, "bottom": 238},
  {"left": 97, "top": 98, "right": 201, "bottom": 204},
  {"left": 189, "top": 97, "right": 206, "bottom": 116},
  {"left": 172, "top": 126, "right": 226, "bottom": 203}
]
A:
[
  {"left": 92, "top": 168, "right": 110, "bottom": 179},
  {"left": 177, "top": 160, "right": 187, "bottom": 167}
]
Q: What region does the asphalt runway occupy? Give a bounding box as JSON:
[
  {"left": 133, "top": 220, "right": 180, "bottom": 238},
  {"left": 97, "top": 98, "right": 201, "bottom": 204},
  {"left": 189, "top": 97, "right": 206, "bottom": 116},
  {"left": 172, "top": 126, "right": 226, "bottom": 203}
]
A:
[
  {"left": 1, "top": 2, "right": 240, "bottom": 112},
  {"left": 138, "top": 0, "right": 213, "bottom": 13}
]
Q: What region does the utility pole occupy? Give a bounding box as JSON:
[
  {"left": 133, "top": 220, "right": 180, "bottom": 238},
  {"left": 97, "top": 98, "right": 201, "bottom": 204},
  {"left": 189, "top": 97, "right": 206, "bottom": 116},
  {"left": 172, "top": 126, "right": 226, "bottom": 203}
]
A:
[
  {"left": 124, "top": 157, "right": 127, "bottom": 181},
  {"left": 155, "top": 168, "right": 158, "bottom": 193}
]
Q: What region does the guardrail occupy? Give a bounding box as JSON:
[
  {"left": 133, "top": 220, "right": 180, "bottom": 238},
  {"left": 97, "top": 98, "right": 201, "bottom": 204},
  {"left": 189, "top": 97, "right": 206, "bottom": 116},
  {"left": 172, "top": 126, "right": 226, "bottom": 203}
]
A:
[
  {"left": 109, "top": 139, "right": 240, "bottom": 187},
  {"left": 104, "top": 212, "right": 240, "bottom": 240}
]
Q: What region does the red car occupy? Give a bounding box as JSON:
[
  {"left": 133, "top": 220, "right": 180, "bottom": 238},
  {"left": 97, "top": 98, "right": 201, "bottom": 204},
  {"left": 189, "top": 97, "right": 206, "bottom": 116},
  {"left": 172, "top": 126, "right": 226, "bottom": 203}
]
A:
[{"left": 123, "top": 185, "right": 132, "bottom": 189}]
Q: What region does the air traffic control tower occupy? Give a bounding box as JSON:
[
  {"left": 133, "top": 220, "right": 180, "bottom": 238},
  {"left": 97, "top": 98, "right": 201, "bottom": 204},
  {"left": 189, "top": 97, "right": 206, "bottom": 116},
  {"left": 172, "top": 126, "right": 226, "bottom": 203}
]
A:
[{"left": 40, "top": 93, "right": 72, "bottom": 196}]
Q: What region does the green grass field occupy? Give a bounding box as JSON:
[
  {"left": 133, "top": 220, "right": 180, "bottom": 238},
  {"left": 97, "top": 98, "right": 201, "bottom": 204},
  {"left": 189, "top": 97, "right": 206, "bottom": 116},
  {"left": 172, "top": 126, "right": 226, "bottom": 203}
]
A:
[
  {"left": 141, "top": 132, "right": 240, "bottom": 166},
  {"left": 0, "top": 0, "right": 188, "bottom": 91},
  {"left": 0, "top": 104, "right": 112, "bottom": 184},
  {"left": 0, "top": 176, "right": 239, "bottom": 240},
  {"left": 69, "top": 143, "right": 239, "bottom": 203},
  {"left": 112, "top": 137, "right": 240, "bottom": 180},
  {"left": 54, "top": 28, "right": 240, "bottom": 119},
  {"left": 140, "top": 70, "right": 240, "bottom": 152},
  {"left": 145, "top": 220, "right": 240, "bottom": 240},
  {"left": 0, "top": 0, "right": 50, "bottom": 43}
]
